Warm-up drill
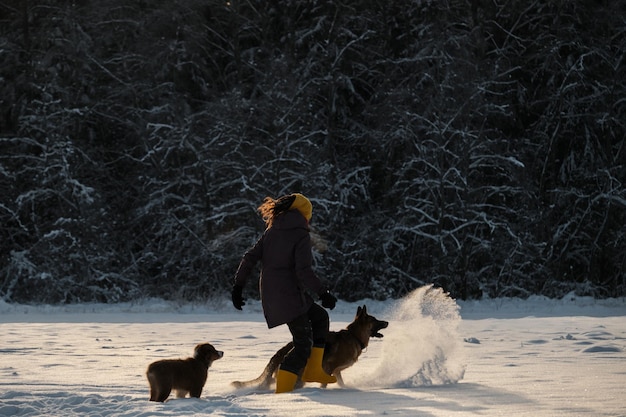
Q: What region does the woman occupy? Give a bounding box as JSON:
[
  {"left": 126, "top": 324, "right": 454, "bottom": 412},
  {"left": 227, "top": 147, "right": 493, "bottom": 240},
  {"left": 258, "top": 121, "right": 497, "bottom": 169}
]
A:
[{"left": 231, "top": 193, "right": 338, "bottom": 393}]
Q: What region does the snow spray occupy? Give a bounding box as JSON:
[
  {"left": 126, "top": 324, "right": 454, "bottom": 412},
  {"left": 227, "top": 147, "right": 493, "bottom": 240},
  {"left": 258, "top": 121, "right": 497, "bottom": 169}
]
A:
[{"left": 354, "top": 285, "right": 466, "bottom": 388}]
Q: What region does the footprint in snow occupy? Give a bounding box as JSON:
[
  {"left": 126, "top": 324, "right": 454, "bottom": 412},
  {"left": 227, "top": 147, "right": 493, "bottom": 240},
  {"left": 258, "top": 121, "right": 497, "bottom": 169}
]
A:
[{"left": 581, "top": 345, "right": 622, "bottom": 353}]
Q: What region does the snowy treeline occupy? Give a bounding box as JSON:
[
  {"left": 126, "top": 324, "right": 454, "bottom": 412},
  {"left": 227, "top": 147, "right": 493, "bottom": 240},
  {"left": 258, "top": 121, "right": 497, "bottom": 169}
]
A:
[{"left": 0, "top": 0, "right": 624, "bottom": 303}]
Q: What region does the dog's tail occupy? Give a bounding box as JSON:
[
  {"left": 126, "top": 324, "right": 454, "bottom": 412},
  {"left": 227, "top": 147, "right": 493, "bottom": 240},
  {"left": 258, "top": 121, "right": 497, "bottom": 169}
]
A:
[{"left": 231, "top": 342, "right": 293, "bottom": 390}]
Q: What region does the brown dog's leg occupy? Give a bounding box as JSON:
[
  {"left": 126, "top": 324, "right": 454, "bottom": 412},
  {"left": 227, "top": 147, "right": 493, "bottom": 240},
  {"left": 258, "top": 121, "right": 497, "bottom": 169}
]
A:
[
  {"left": 189, "top": 388, "right": 203, "bottom": 398},
  {"left": 156, "top": 387, "right": 171, "bottom": 402},
  {"left": 149, "top": 376, "right": 171, "bottom": 402},
  {"left": 148, "top": 375, "right": 160, "bottom": 401}
]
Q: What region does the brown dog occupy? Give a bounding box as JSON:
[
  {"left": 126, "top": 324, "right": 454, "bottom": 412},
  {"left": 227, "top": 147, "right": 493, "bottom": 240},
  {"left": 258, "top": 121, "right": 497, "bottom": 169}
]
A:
[
  {"left": 232, "top": 305, "right": 388, "bottom": 389},
  {"left": 147, "top": 343, "right": 223, "bottom": 402}
]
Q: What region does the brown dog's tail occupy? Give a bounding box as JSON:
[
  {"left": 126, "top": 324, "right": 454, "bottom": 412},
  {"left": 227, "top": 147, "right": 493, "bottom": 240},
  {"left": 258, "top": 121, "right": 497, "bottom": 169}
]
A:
[{"left": 231, "top": 342, "right": 293, "bottom": 390}]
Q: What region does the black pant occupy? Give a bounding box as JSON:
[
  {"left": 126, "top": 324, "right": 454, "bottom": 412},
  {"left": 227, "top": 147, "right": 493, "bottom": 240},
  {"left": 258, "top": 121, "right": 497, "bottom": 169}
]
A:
[{"left": 280, "top": 303, "right": 329, "bottom": 374}]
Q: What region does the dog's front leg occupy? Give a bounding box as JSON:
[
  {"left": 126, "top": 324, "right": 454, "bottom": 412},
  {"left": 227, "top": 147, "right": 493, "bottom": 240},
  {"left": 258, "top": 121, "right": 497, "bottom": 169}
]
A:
[
  {"left": 335, "top": 371, "right": 345, "bottom": 387},
  {"left": 319, "top": 371, "right": 344, "bottom": 389}
]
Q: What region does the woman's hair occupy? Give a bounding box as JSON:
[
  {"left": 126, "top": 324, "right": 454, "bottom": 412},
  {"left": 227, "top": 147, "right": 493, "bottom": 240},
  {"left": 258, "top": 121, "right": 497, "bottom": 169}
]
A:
[{"left": 258, "top": 194, "right": 296, "bottom": 228}]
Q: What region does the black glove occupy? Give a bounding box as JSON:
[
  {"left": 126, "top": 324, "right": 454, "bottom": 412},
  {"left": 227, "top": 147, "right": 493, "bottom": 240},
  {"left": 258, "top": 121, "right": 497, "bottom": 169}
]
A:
[
  {"left": 319, "top": 290, "right": 337, "bottom": 310},
  {"left": 231, "top": 285, "right": 246, "bottom": 310}
]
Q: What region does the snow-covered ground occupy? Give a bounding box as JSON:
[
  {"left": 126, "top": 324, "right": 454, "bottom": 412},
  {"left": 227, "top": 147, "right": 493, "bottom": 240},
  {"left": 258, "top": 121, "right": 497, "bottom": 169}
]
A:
[{"left": 1, "top": 286, "right": 625, "bottom": 417}]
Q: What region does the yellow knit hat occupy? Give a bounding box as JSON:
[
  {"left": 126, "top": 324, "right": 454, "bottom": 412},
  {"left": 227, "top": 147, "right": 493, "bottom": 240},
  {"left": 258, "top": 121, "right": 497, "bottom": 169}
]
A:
[{"left": 290, "top": 193, "right": 312, "bottom": 221}]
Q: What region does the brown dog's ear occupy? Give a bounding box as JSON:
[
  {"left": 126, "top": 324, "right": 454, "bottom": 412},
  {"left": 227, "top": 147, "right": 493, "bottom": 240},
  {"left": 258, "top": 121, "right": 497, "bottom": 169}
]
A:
[
  {"left": 356, "top": 306, "right": 362, "bottom": 317},
  {"left": 362, "top": 305, "right": 367, "bottom": 315},
  {"left": 193, "top": 343, "right": 215, "bottom": 359}
]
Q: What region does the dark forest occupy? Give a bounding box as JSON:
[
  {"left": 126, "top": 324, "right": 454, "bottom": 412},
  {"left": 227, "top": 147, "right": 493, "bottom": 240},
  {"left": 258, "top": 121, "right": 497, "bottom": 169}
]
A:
[{"left": 1, "top": 0, "right": 624, "bottom": 304}]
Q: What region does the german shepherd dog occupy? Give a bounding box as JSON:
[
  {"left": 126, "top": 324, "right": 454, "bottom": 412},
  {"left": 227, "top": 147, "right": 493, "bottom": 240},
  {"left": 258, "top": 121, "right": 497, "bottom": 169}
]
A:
[
  {"left": 232, "top": 305, "right": 388, "bottom": 389},
  {"left": 147, "top": 343, "right": 223, "bottom": 402}
]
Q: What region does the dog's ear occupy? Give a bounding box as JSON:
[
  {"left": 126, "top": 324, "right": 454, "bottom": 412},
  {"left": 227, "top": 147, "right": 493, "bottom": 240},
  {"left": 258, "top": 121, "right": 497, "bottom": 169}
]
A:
[
  {"left": 356, "top": 306, "right": 362, "bottom": 317},
  {"left": 194, "top": 343, "right": 214, "bottom": 359},
  {"left": 362, "top": 305, "right": 368, "bottom": 315}
]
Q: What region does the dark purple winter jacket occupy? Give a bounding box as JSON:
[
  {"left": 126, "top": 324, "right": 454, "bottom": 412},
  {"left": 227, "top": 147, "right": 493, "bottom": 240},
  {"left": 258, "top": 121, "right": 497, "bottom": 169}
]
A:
[{"left": 234, "top": 209, "right": 325, "bottom": 328}]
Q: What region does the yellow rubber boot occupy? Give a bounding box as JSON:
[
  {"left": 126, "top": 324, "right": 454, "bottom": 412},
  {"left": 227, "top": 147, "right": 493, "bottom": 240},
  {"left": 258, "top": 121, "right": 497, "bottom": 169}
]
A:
[
  {"left": 301, "top": 347, "right": 337, "bottom": 384},
  {"left": 275, "top": 369, "right": 298, "bottom": 393}
]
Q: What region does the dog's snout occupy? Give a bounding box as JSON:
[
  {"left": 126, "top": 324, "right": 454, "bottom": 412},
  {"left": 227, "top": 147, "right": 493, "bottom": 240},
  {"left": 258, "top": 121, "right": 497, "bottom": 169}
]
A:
[{"left": 217, "top": 351, "right": 224, "bottom": 358}]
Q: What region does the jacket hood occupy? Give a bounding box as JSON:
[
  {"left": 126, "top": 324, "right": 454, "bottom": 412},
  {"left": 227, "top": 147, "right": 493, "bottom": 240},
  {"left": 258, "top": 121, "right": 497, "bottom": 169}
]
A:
[{"left": 272, "top": 209, "right": 309, "bottom": 231}]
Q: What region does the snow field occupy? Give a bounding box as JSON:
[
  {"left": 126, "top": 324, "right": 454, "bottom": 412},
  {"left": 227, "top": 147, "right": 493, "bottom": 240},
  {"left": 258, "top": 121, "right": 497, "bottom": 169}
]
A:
[{"left": 1, "top": 289, "right": 625, "bottom": 416}]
